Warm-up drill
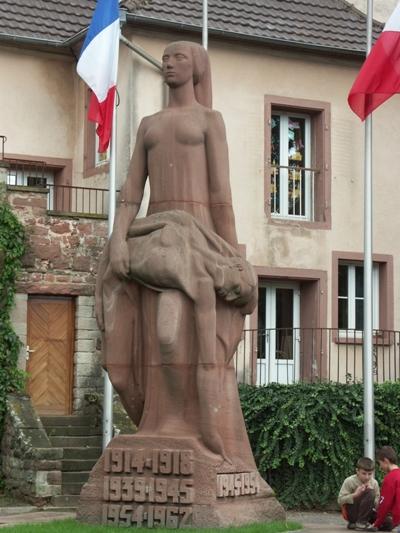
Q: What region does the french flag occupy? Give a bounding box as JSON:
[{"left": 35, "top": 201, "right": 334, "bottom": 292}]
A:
[
  {"left": 348, "top": 2, "right": 400, "bottom": 120},
  {"left": 77, "top": 0, "right": 120, "bottom": 152}
]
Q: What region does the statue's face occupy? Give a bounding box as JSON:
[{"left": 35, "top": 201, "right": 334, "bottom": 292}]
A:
[
  {"left": 162, "top": 43, "right": 193, "bottom": 88},
  {"left": 217, "top": 261, "right": 255, "bottom": 306}
]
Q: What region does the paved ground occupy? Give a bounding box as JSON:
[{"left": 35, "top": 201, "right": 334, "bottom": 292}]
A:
[
  {"left": 0, "top": 508, "right": 75, "bottom": 529},
  {"left": 288, "top": 511, "right": 346, "bottom": 532},
  {"left": 0, "top": 507, "right": 349, "bottom": 531}
]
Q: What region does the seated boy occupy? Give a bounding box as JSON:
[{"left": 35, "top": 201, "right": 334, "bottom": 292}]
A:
[
  {"left": 338, "top": 457, "right": 380, "bottom": 530},
  {"left": 366, "top": 446, "right": 400, "bottom": 532}
]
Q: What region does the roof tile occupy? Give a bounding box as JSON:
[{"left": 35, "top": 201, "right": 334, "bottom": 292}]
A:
[{"left": 0, "top": 0, "right": 382, "bottom": 54}]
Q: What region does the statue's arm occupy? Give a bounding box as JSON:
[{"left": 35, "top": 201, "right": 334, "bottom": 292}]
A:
[
  {"left": 205, "top": 111, "right": 238, "bottom": 249},
  {"left": 110, "top": 118, "right": 148, "bottom": 277}
]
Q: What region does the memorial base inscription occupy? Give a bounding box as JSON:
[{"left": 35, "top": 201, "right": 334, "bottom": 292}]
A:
[{"left": 77, "top": 435, "right": 285, "bottom": 528}]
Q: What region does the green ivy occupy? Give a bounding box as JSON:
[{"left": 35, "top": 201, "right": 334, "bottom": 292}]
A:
[
  {"left": 239, "top": 382, "right": 400, "bottom": 509},
  {"left": 0, "top": 185, "right": 26, "bottom": 439}
]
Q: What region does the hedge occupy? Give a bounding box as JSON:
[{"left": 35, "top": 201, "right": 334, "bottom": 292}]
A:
[
  {"left": 0, "top": 188, "right": 26, "bottom": 442},
  {"left": 239, "top": 381, "right": 400, "bottom": 509}
]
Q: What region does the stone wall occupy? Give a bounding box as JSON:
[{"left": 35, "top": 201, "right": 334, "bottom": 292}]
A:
[
  {"left": 74, "top": 296, "right": 103, "bottom": 412},
  {"left": 10, "top": 294, "right": 28, "bottom": 370},
  {"left": 7, "top": 187, "right": 108, "bottom": 296},
  {"left": 1, "top": 394, "right": 62, "bottom": 504},
  {"left": 7, "top": 187, "right": 108, "bottom": 410}
]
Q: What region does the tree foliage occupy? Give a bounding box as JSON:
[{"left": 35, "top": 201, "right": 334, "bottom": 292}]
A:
[{"left": 239, "top": 382, "right": 400, "bottom": 509}]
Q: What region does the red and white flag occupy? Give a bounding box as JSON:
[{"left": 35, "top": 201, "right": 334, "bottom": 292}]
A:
[
  {"left": 77, "top": 0, "right": 120, "bottom": 152},
  {"left": 348, "top": 2, "right": 400, "bottom": 120}
]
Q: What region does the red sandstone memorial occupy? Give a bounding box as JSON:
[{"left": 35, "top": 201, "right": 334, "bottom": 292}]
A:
[{"left": 77, "top": 41, "right": 284, "bottom": 528}]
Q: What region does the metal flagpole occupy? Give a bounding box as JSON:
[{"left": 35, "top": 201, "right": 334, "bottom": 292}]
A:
[
  {"left": 202, "top": 0, "right": 208, "bottom": 49},
  {"left": 363, "top": 0, "right": 374, "bottom": 460},
  {"left": 102, "top": 98, "right": 117, "bottom": 450},
  {"left": 102, "top": 5, "right": 124, "bottom": 450}
]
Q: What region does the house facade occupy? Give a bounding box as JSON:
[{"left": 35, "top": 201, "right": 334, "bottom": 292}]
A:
[{"left": 1, "top": 0, "right": 399, "bottom": 417}]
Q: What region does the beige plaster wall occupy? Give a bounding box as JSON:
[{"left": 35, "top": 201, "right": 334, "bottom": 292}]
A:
[
  {"left": 2, "top": 27, "right": 399, "bottom": 332},
  {"left": 0, "top": 46, "right": 75, "bottom": 160},
  {"left": 116, "top": 31, "right": 400, "bottom": 331}
]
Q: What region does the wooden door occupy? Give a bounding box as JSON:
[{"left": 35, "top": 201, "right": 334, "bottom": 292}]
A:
[{"left": 27, "top": 296, "right": 74, "bottom": 415}]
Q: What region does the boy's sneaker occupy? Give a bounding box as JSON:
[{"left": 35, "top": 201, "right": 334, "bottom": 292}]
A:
[
  {"left": 355, "top": 524, "right": 378, "bottom": 531},
  {"left": 347, "top": 523, "right": 356, "bottom": 530}
]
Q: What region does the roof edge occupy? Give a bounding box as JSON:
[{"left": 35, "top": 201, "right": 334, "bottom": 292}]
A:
[
  {"left": 0, "top": 9, "right": 373, "bottom": 59},
  {"left": 341, "top": 0, "right": 384, "bottom": 27},
  {"left": 0, "top": 27, "right": 86, "bottom": 50},
  {"left": 126, "top": 13, "right": 368, "bottom": 58}
]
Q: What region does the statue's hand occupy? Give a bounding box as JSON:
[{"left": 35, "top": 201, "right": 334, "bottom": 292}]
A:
[{"left": 110, "top": 237, "right": 130, "bottom": 279}]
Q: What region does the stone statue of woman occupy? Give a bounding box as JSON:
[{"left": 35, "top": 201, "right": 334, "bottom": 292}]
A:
[
  {"left": 96, "top": 41, "right": 257, "bottom": 468},
  {"left": 82, "top": 40, "right": 284, "bottom": 528}
]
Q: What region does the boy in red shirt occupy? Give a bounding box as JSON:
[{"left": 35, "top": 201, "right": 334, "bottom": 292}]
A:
[{"left": 365, "top": 446, "right": 400, "bottom": 531}]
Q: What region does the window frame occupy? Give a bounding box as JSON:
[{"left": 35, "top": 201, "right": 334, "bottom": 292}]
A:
[
  {"left": 271, "top": 111, "right": 313, "bottom": 220},
  {"left": 95, "top": 134, "right": 110, "bottom": 167},
  {"left": 332, "top": 252, "right": 394, "bottom": 344},
  {"left": 84, "top": 89, "right": 110, "bottom": 178},
  {"left": 338, "top": 262, "right": 380, "bottom": 333},
  {"left": 265, "top": 95, "right": 331, "bottom": 229},
  {"left": 250, "top": 266, "right": 328, "bottom": 383}
]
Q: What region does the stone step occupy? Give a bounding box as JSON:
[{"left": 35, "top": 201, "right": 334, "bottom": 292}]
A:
[
  {"left": 62, "top": 483, "right": 85, "bottom": 495},
  {"left": 46, "top": 426, "right": 102, "bottom": 437},
  {"left": 50, "top": 495, "right": 80, "bottom": 508},
  {"left": 50, "top": 435, "right": 102, "bottom": 448},
  {"left": 62, "top": 471, "right": 90, "bottom": 484},
  {"left": 63, "top": 447, "right": 102, "bottom": 460},
  {"left": 0, "top": 506, "right": 39, "bottom": 517},
  {"left": 62, "top": 459, "right": 97, "bottom": 472},
  {"left": 41, "top": 415, "right": 96, "bottom": 427}
]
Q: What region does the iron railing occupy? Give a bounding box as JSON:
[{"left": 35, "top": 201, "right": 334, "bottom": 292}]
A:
[
  {"left": 47, "top": 184, "right": 109, "bottom": 217},
  {"left": 270, "top": 165, "right": 318, "bottom": 219},
  {"left": 5, "top": 158, "right": 110, "bottom": 217},
  {"left": 234, "top": 327, "right": 400, "bottom": 386},
  {"left": 5, "top": 157, "right": 47, "bottom": 186},
  {"left": 0, "top": 135, "right": 6, "bottom": 160}
]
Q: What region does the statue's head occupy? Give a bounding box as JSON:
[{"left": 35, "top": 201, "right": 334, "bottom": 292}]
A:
[
  {"left": 162, "top": 41, "right": 212, "bottom": 108},
  {"left": 216, "top": 257, "right": 257, "bottom": 311}
]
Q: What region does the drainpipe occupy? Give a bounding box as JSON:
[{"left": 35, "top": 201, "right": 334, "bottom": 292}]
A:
[
  {"left": 119, "top": 34, "right": 167, "bottom": 106},
  {"left": 120, "top": 35, "right": 162, "bottom": 70}
]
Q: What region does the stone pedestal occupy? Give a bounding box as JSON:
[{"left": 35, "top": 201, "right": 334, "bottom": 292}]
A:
[{"left": 77, "top": 435, "right": 284, "bottom": 528}]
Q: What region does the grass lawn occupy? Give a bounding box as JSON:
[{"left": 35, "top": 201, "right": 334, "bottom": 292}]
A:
[{"left": 0, "top": 519, "right": 302, "bottom": 532}]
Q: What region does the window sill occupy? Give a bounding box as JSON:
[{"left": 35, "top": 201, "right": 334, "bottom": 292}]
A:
[
  {"left": 267, "top": 212, "right": 331, "bottom": 230},
  {"left": 84, "top": 162, "right": 110, "bottom": 179},
  {"left": 333, "top": 332, "right": 394, "bottom": 346}
]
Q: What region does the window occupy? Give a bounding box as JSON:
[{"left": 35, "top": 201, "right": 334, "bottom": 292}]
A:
[
  {"left": 5, "top": 155, "right": 72, "bottom": 212},
  {"left": 95, "top": 133, "right": 110, "bottom": 167},
  {"left": 27, "top": 176, "right": 47, "bottom": 188},
  {"left": 265, "top": 96, "right": 331, "bottom": 228},
  {"left": 84, "top": 89, "right": 109, "bottom": 177},
  {"left": 332, "top": 252, "right": 394, "bottom": 339},
  {"left": 257, "top": 283, "right": 300, "bottom": 385},
  {"left": 338, "top": 263, "right": 379, "bottom": 331},
  {"left": 249, "top": 267, "right": 328, "bottom": 384},
  {"left": 7, "top": 163, "right": 54, "bottom": 189},
  {"left": 271, "top": 112, "right": 312, "bottom": 219}
]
